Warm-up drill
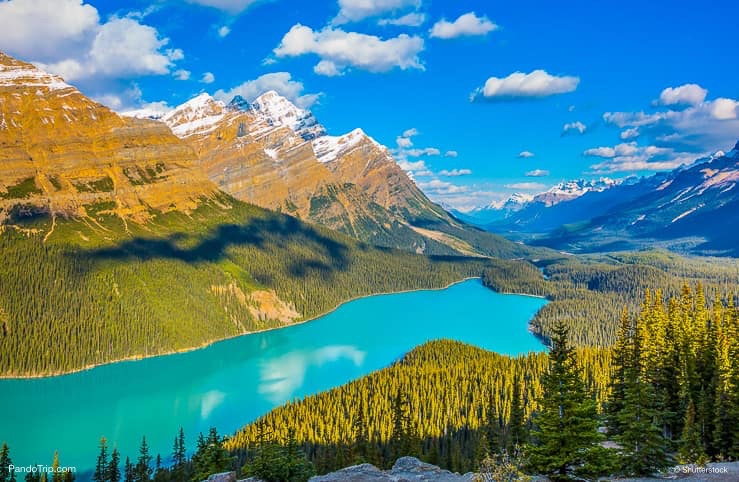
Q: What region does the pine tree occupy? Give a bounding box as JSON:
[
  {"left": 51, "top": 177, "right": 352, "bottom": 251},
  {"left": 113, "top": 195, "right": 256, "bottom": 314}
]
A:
[
  {"left": 283, "top": 429, "right": 314, "bottom": 482},
  {"left": 152, "top": 455, "right": 168, "bottom": 482},
  {"left": 615, "top": 309, "right": 671, "bottom": 475},
  {"left": 93, "top": 437, "right": 109, "bottom": 482},
  {"left": 109, "top": 449, "right": 121, "bottom": 482},
  {"left": 351, "top": 400, "right": 369, "bottom": 464},
  {"left": 507, "top": 374, "right": 527, "bottom": 450},
  {"left": 51, "top": 452, "right": 62, "bottom": 482},
  {"left": 679, "top": 399, "right": 705, "bottom": 464},
  {"left": 134, "top": 438, "right": 152, "bottom": 482},
  {"left": 170, "top": 429, "right": 187, "bottom": 482},
  {"left": 0, "top": 443, "right": 15, "bottom": 482},
  {"left": 123, "top": 458, "right": 134, "bottom": 482},
  {"left": 527, "top": 321, "right": 608, "bottom": 481},
  {"left": 190, "top": 428, "right": 231, "bottom": 482}
]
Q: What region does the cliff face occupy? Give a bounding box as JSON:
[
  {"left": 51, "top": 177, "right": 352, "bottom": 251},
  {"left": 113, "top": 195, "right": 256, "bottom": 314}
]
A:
[
  {"left": 161, "top": 91, "right": 459, "bottom": 253},
  {"left": 0, "top": 52, "right": 217, "bottom": 224}
]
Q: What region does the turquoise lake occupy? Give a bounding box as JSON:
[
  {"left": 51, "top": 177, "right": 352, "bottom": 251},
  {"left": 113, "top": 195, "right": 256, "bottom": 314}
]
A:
[{"left": 0, "top": 278, "right": 546, "bottom": 478}]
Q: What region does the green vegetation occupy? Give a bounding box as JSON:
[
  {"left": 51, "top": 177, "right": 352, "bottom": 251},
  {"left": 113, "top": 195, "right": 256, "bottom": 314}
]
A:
[
  {"left": 73, "top": 177, "right": 115, "bottom": 193},
  {"left": 482, "top": 252, "right": 739, "bottom": 346},
  {"left": 0, "top": 177, "right": 42, "bottom": 199},
  {"left": 225, "top": 285, "right": 738, "bottom": 479},
  {"left": 0, "top": 194, "right": 488, "bottom": 376},
  {"left": 225, "top": 339, "right": 611, "bottom": 474}
]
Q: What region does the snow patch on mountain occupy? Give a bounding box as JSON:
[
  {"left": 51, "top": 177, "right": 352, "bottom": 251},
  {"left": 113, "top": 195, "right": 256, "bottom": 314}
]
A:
[
  {"left": 312, "top": 128, "right": 370, "bottom": 163},
  {"left": 0, "top": 62, "right": 72, "bottom": 92},
  {"left": 162, "top": 93, "right": 226, "bottom": 137},
  {"left": 252, "top": 90, "right": 325, "bottom": 141}
]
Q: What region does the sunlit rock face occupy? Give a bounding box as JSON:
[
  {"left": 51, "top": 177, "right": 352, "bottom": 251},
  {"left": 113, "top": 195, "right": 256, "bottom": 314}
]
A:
[
  {"left": 0, "top": 52, "right": 218, "bottom": 224},
  {"left": 162, "top": 90, "right": 455, "bottom": 252}
]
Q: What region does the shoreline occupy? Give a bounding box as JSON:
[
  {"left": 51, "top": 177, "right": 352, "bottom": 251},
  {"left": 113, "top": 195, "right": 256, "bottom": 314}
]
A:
[{"left": 0, "top": 276, "right": 485, "bottom": 380}]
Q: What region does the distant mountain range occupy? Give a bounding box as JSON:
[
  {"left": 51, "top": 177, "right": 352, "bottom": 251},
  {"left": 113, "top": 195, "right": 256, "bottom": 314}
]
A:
[{"left": 474, "top": 146, "right": 739, "bottom": 256}]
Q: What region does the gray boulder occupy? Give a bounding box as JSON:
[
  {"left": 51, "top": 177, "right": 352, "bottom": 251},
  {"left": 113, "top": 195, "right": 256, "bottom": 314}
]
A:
[{"left": 309, "top": 457, "right": 474, "bottom": 481}]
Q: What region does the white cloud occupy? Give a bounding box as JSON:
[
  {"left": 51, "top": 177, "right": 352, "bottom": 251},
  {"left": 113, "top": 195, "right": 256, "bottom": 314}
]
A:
[
  {"left": 378, "top": 12, "right": 426, "bottom": 27},
  {"left": 333, "top": 0, "right": 420, "bottom": 24},
  {"left": 214, "top": 72, "right": 321, "bottom": 108},
  {"left": 505, "top": 182, "right": 546, "bottom": 190},
  {"left": 584, "top": 142, "right": 697, "bottom": 174},
  {"left": 562, "top": 121, "right": 587, "bottom": 135},
  {"left": 274, "top": 24, "right": 424, "bottom": 75},
  {"left": 657, "top": 83, "right": 707, "bottom": 106},
  {"left": 200, "top": 72, "right": 215, "bottom": 84},
  {"left": 471, "top": 69, "right": 579, "bottom": 101},
  {"left": 402, "top": 127, "right": 418, "bottom": 138},
  {"left": 620, "top": 127, "right": 639, "bottom": 140},
  {"left": 517, "top": 150, "right": 535, "bottom": 158},
  {"left": 430, "top": 12, "right": 498, "bottom": 39},
  {"left": 396, "top": 136, "right": 413, "bottom": 148},
  {"left": 173, "top": 69, "right": 191, "bottom": 81},
  {"left": 218, "top": 25, "right": 231, "bottom": 37},
  {"left": 406, "top": 147, "right": 441, "bottom": 157},
  {"left": 314, "top": 60, "right": 342, "bottom": 77},
  {"left": 185, "top": 0, "right": 259, "bottom": 14},
  {"left": 525, "top": 169, "right": 549, "bottom": 177},
  {"left": 603, "top": 92, "right": 738, "bottom": 154},
  {"left": 1, "top": 1, "right": 186, "bottom": 87},
  {"left": 417, "top": 179, "right": 469, "bottom": 195},
  {"left": 0, "top": 0, "right": 99, "bottom": 62},
  {"left": 438, "top": 169, "right": 472, "bottom": 177},
  {"left": 444, "top": 150, "right": 458, "bottom": 157},
  {"left": 397, "top": 159, "right": 432, "bottom": 177}
]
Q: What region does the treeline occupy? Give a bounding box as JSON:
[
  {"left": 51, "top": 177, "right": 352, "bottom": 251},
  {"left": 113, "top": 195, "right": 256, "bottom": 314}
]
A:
[
  {"left": 226, "top": 339, "right": 611, "bottom": 475},
  {"left": 0, "top": 199, "right": 487, "bottom": 376},
  {"left": 226, "top": 285, "right": 738, "bottom": 478},
  {"left": 482, "top": 252, "right": 739, "bottom": 346}
]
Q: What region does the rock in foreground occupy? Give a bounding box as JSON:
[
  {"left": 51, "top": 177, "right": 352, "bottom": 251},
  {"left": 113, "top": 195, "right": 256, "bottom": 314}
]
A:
[{"left": 309, "top": 456, "right": 474, "bottom": 481}]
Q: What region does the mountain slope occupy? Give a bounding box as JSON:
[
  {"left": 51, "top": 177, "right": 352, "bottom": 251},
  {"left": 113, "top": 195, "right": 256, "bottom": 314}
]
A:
[
  {"left": 0, "top": 51, "right": 492, "bottom": 377},
  {"left": 0, "top": 52, "right": 217, "bottom": 224},
  {"left": 530, "top": 145, "right": 739, "bottom": 256},
  {"left": 159, "top": 91, "right": 526, "bottom": 258}
]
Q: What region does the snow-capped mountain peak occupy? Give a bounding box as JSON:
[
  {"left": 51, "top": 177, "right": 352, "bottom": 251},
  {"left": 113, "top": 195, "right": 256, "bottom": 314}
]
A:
[
  {"left": 252, "top": 90, "right": 325, "bottom": 140},
  {"left": 0, "top": 54, "right": 73, "bottom": 92},
  {"left": 312, "top": 128, "right": 371, "bottom": 163},
  {"left": 162, "top": 93, "right": 226, "bottom": 137}
]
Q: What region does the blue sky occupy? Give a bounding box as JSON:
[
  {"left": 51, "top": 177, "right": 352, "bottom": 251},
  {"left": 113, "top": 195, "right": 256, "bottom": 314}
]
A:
[{"left": 0, "top": 0, "right": 737, "bottom": 209}]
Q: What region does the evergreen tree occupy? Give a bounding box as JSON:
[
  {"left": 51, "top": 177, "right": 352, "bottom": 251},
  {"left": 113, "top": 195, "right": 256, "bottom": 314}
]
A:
[
  {"left": 170, "top": 429, "right": 187, "bottom": 482},
  {"left": 283, "top": 429, "right": 314, "bottom": 482},
  {"left": 507, "top": 374, "right": 527, "bottom": 450},
  {"left": 614, "top": 310, "right": 671, "bottom": 475},
  {"left": 93, "top": 437, "right": 109, "bottom": 482},
  {"left": 679, "top": 399, "right": 705, "bottom": 464},
  {"left": 191, "top": 428, "right": 230, "bottom": 482},
  {"left": 134, "top": 438, "right": 152, "bottom": 482},
  {"left": 24, "top": 471, "right": 40, "bottom": 482},
  {"left": 109, "top": 449, "right": 121, "bottom": 482},
  {"left": 528, "top": 321, "right": 608, "bottom": 481},
  {"left": 123, "top": 458, "right": 134, "bottom": 482},
  {"left": 152, "top": 455, "right": 168, "bottom": 482},
  {"left": 0, "top": 443, "right": 15, "bottom": 482},
  {"left": 51, "top": 452, "right": 62, "bottom": 482}
]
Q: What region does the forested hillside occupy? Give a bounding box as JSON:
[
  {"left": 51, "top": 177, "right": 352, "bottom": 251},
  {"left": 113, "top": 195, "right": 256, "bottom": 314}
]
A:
[
  {"left": 482, "top": 251, "right": 739, "bottom": 346},
  {"left": 0, "top": 194, "right": 488, "bottom": 377}
]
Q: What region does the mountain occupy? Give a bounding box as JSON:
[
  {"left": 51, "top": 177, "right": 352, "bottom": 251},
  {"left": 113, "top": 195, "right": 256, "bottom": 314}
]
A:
[
  {"left": 159, "top": 91, "right": 523, "bottom": 257},
  {"left": 0, "top": 52, "right": 495, "bottom": 377},
  {"left": 526, "top": 145, "right": 739, "bottom": 256},
  {"left": 0, "top": 52, "right": 217, "bottom": 225}
]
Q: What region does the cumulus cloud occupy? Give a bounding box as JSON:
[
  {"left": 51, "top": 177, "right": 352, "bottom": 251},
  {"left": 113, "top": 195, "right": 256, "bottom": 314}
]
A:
[
  {"left": 620, "top": 127, "right": 639, "bottom": 140},
  {"left": 378, "top": 12, "right": 426, "bottom": 27},
  {"left": 656, "top": 83, "right": 707, "bottom": 106},
  {"left": 603, "top": 90, "right": 738, "bottom": 155},
  {"left": 430, "top": 12, "right": 498, "bottom": 39},
  {"left": 525, "top": 169, "right": 549, "bottom": 177},
  {"left": 214, "top": 72, "right": 321, "bottom": 108},
  {"left": 583, "top": 142, "right": 699, "bottom": 173},
  {"left": 562, "top": 121, "right": 587, "bottom": 135},
  {"left": 406, "top": 147, "right": 441, "bottom": 156},
  {"left": 397, "top": 159, "right": 432, "bottom": 177},
  {"left": 438, "top": 169, "right": 472, "bottom": 177},
  {"left": 200, "top": 72, "right": 215, "bottom": 84},
  {"left": 505, "top": 182, "right": 546, "bottom": 190},
  {"left": 333, "top": 0, "right": 421, "bottom": 24},
  {"left": 173, "top": 69, "right": 191, "bottom": 81},
  {"left": 471, "top": 69, "right": 579, "bottom": 101},
  {"left": 274, "top": 24, "right": 424, "bottom": 75},
  {"left": 517, "top": 150, "right": 535, "bottom": 158},
  {"left": 417, "top": 179, "right": 469, "bottom": 195},
  {"left": 218, "top": 25, "right": 231, "bottom": 37},
  {"left": 0, "top": 1, "right": 186, "bottom": 95},
  {"left": 185, "top": 0, "right": 259, "bottom": 14},
  {"left": 444, "top": 150, "right": 458, "bottom": 158}
]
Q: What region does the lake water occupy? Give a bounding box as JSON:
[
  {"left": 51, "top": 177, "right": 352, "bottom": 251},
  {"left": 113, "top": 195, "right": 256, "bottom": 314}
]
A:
[{"left": 0, "top": 279, "right": 546, "bottom": 478}]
